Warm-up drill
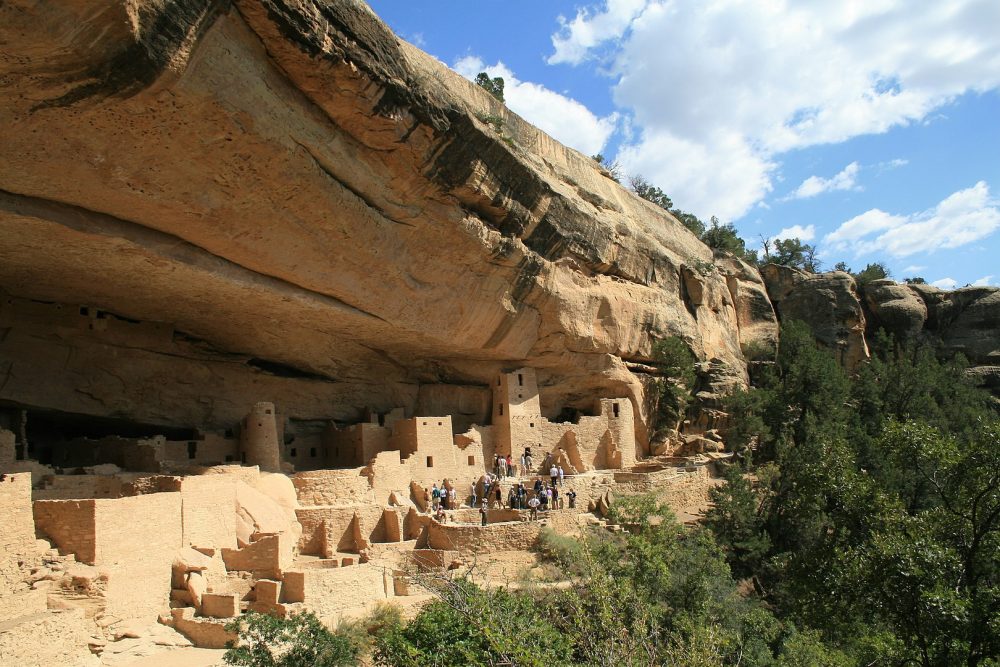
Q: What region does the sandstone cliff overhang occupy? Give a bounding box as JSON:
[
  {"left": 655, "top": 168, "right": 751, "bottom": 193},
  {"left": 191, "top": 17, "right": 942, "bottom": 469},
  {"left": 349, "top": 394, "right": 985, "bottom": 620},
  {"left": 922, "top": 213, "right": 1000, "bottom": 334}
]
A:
[{"left": 0, "top": 0, "right": 762, "bottom": 435}]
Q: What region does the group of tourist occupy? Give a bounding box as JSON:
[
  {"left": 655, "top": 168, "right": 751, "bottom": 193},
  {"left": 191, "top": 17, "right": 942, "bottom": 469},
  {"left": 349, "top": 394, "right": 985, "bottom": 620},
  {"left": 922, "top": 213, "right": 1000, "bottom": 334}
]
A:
[{"left": 427, "top": 446, "right": 585, "bottom": 527}]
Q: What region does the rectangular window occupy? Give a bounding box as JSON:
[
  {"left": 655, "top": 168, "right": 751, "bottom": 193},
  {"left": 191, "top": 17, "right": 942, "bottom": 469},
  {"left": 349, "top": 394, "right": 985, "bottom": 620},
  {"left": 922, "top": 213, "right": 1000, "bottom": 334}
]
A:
[
  {"left": 499, "top": 404, "right": 504, "bottom": 416},
  {"left": 187, "top": 442, "right": 197, "bottom": 460},
  {"left": 518, "top": 373, "right": 523, "bottom": 386},
  {"left": 310, "top": 447, "right": 317, "bottom": 458},
  {"left": 426, "top": 456, "right": 434, "bottom": 467},
  {"left": 290, "top": 448, "right": 297, "bottom": 458},
  {"left": 613, "top": 403, "right": 620, "bottom": 418},
  {"left": 468, "top": 455, "right": 475, "bottom": 465}
]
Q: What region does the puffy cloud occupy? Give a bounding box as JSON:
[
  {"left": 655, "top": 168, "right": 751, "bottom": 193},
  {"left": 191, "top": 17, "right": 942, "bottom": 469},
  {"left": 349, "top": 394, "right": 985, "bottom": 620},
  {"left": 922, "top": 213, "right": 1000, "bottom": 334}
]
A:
[
  {"left": 548, "top": 0, "right": 649, "bottom": 65},
  {"left": 972, "top": 275, "right": 995, "bottom": 286},
  {"left": 555, "top": 0, "right": 1000, "bottom": 220},
  {"left": 453, "top": 56, "right": 617, "bottom": 155},
  {"left": 773, "top": 224, "right": 817, "bottom": 242},
  {"left": 824, "top": 181, "right": 1000, "bottom": 257},
  {"left": 788, "top": 162, "right": 861, "bottom": 199},
  {"left": 932, "top": 277, "right": 959, "bottom": 289}
]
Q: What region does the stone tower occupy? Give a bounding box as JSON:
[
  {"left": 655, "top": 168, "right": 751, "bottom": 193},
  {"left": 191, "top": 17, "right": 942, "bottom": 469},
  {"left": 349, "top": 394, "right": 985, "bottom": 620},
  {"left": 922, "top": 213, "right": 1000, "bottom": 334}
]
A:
[
  {"left": 491, "top": 368, "right": 542, "bottom": 456},
  {"left": 240, "top": 402, "right": 281, "bottom": 472}
]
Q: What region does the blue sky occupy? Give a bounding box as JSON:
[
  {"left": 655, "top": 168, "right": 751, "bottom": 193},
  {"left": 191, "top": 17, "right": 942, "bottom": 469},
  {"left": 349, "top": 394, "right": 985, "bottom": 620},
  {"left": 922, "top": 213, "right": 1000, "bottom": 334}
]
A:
[{"left": 367, "top": 0, "right": 1000, "bottom": 288}]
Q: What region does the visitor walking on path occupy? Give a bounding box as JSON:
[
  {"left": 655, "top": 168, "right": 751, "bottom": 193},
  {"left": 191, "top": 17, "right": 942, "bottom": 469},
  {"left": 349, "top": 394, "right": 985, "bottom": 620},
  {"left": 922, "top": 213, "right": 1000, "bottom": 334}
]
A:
[
  {"left": 550, "top": 464, "right": 559, "bottom": 487},
  {"left": 480, "top": 502, "right": 488, "bottom": 526},
  {"left": 558, "top": 465, "right": 565, "bottom": 486},
  {"left": 470, "top": 479, "right": 477, "bottom": 508}
]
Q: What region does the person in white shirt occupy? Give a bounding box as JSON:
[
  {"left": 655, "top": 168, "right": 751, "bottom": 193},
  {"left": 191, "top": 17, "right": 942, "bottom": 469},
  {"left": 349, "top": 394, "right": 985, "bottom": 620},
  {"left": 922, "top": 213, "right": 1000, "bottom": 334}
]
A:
[{"left": 527, "top": 495, "right": 540, "bottom": 520}]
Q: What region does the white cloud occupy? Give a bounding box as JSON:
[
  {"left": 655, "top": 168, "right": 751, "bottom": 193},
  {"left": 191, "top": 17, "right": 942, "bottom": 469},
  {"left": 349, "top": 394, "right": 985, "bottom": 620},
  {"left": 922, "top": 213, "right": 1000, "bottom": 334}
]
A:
[
  {"left": 453, "top": 56, "right": 617, "bottom": 155},
  {"left": 824, "top": 181, "right": 1000, "bottom": 257},
  {"left": 557, "top": 0, "right": 1000, "bottom": 220},
  {"left": 932, "top": 277, "right": 959, "bottom": 289},
  {"left": 773, "top": 224, "right": 816, "bottom": 242},
  {"left": 901, "top": 264, "right": 926, "bottom": 274},
  {"left": 972, "top": 275, "right": 995, "bottom": 286},
  {"left": 788, "top": 162, "right": 861, "bottom": 199},
  {"left": 548, "top": 0, "right": 649, "bottom": 65}
]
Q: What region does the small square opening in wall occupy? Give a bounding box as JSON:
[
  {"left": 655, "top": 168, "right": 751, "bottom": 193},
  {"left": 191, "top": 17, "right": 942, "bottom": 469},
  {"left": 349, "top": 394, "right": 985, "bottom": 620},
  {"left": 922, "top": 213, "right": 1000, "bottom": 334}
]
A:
[
  {"left": 468, "top": 455, "right": 475, "bottom": 465},
  {"left": 290, "top": 448, "right": 297, "bottom": 458},
  {"left": 613, "top": 403, "right": 620, "bottom": 418},
  {"left": 499, "top": 404, "right": 504, "bottom": 416},
  {"left": 530, "top": 423, "right": 535, "bottom": 428},
  {"left": 310, "top": 447, "right": 317, "bottom": 458},
  {"left": 422, "top": 421, "right": 428, "bottom": 426},
  {"left": 187, "top": 442, "right": 197, "bottom": 459},
  {"left": 426, "top": 456, "right": 434, "bottom": 467},
  {"left": 518, "top": 373, "right": 524, "bottom": 386},
  {"left": 265, "top": 408, "right": 272, "bottom": 415},
  {"left": 438, "top": 421, "right": 442, "bottom": 426}
]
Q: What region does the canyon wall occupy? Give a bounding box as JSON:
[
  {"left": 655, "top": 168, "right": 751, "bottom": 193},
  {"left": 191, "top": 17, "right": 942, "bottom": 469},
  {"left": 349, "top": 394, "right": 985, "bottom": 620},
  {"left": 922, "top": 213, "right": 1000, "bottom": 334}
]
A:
[
  {"left": 0, "top": 0, "right": 774, "bottom": 445},
  {"left": 0, "top": 0, "right": 995, "bottom": 451}
]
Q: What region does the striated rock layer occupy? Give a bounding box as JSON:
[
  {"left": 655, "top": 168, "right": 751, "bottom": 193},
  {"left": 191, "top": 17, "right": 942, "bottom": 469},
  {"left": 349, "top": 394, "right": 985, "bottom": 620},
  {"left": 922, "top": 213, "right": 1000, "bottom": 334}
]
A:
[{"left": 0, "top": 0, "right": 772, "bottom": 444}]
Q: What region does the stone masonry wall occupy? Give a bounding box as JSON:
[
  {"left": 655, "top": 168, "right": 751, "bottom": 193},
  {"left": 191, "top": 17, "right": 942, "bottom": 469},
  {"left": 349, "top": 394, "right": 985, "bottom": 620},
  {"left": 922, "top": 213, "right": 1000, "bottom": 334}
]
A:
[{"left": 0, "top": 474, "right": 40, "bottom": 618}]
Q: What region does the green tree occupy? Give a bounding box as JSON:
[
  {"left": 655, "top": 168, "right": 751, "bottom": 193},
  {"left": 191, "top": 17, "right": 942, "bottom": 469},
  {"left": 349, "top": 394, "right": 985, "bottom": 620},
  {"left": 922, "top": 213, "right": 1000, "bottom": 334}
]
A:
[
  {"left": 628, "top": 174, "right": 673, "bottom": 210},
  {"left": 474, "top": 72, "right": 505, "bottom": 102},
  {"left": 766, "top": 238, "right": 820, "bottom": 272},
  {"left": 650, "top": 337, "right": 697, "bottom": 437},
  {"left": 903, "top": 276, "right": 927, "bottom": 284},
  {"left": 224, "top": 611, "right": 359, "bottom": 667},
  {"left": 852, "top": 262, "right": 890, "bottom": 287},
  {"left": 705, "top": 463, "right": 771, "bottom": 577},
  {"left": 590, "top": 153, "right": 622, "bottom": 181},
  {"left": 702, "top": 218, "right": 757, "bottom": 263},
  {"left": 833, "top": 261, "right": 851, "bottom": 273}
]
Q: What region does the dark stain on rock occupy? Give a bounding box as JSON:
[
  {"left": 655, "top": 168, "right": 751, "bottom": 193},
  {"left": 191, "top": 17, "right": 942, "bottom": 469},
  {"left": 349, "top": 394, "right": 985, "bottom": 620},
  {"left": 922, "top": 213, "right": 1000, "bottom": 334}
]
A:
[{"left": 33, "top": 0, "right": 227, "bottom": 111}]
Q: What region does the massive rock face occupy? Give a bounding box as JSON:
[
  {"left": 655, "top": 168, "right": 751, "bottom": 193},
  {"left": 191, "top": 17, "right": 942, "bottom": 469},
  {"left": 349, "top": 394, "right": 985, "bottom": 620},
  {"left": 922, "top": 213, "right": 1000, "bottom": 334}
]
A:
[
  {"left": 760, "top": 265, "right": 869, "bottom": 369},
  {"left": 0, "top": 0, "right": 757, "bottom": 444}
]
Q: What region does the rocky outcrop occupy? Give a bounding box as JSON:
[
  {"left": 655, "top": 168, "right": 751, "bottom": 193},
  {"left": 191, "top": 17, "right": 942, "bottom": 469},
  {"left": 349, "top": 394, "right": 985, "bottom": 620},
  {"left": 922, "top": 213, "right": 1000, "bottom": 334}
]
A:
[
  {"left": 862, "top": 279, "right": 927, "bottom": 341},
  {"left": 865, "top": 281, "right": 1000, "bottom": 394},
  {"left": 760, "top": 265, "right": 869, "bottom": 368},
  {"left": 0, "top": 0, "right": 754, "bottom": 444}
]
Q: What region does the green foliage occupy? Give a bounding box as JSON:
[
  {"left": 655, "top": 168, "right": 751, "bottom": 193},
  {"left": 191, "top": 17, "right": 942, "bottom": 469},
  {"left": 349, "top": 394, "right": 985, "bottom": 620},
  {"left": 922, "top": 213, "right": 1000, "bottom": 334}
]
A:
[
  {"left": 832, "top": 261, "right": 851, "bottom": 273},
  {"left": 650, "top": 336, "right": 697, "bottom": 436},
  {"left": 628, "top": 174, "right": 674, "bottom": 210},
  {"left": 705, "top": 319, "right": 1000, "bottom": 666},
  {"left": 705, "top": 463, "right": 771, "bottom": 577},
  {"left": 903, "top": 276, "right": 927, "bottom": 284},
  {"left": 761, "top": 237, "right": 820, "bottom": 272},
  {"left": 474, "top": 112, "right": 516, "bottom": 148},
  {"left": 374, "top": 579, "right": 571, "bottom": 666},
  {"left": 474, "top": 72, "right": 505, "bottom": 102},
  {"left": 223, "top": 611, "right": 359, "bottom": 667},
  {"left": 702, "top": 217, "right": 758, "bottom": 263},
  {"left": 590, "top": 153, "right": 622, "bottom": 181},
  {"left": 852, "top": 261, "right": 890, "bottom": 287}
]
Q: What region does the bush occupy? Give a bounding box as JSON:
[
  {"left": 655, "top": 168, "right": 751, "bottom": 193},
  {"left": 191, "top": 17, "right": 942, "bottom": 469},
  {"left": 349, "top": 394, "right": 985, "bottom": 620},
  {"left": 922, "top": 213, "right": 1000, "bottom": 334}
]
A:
[{"left": 223, "top": 611, "right": 359, "bottom": 667}]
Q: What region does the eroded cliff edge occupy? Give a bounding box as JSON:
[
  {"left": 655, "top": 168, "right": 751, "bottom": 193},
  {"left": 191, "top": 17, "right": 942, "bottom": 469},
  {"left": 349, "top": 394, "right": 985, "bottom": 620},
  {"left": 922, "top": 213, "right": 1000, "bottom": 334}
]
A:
[{"left": 0, "top": 0, "right": 776, "bottom": 445}]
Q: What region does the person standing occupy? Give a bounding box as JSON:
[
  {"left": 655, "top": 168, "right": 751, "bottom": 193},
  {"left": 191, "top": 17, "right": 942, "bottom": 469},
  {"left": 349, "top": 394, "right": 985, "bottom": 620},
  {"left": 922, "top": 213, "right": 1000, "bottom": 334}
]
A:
[
  {"left": 480, "top": 502, "right": 488, "bottom": 526},
  {"left": 558, "top": 465, "right": 565, "bottom": 486},
  {"left": 470, "top": 479, "right": 478, "bottom": 508},
  {"left": 550, "top": 464, "right": 559, "bottom": 487},
  {"left": 528, "top": 495, "right": 540, "bottom": 520},
  {"left": 449, "top": 486, "right": 456, "bottom": 511},
  {"left": 567, "top": 489, "right": 577, "bottom": 509},
  {"left": 431, "top": 483, "right": 440, "bottom": 511}
]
